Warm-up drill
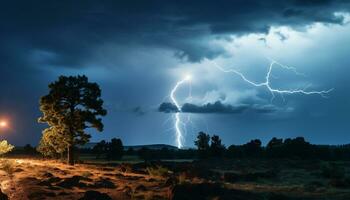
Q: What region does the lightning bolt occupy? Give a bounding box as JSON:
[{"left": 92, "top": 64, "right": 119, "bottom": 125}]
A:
[
  {"left": 166, "top": 58, "right": 332, "bottom": 148},
  {"left": 212, "top": 58, "right": 333, "bottom": 101},
  {"left": 170, "top": 75, "right": 191, "bottom": 149}
]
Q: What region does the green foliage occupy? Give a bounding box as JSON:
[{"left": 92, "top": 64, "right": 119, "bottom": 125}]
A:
[
  {"left": 37, "top": 127, "right": 67, "bottom": 158},
  {"left": 0, "top": 140, "right": 14, "bottom": 156},
  {"left": 38, "top": 75, "right": 107, "bottom": 164},
  {"left": 147, "top": 165, "right": 170, "bottom": 177}
]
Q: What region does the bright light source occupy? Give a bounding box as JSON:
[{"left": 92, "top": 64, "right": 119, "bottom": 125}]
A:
[
  {"left": 185, "top": 74, "right": 192, "bottom": 81},
  {"left": 0, "top": 120, "right": 8, "bottom": 128}
]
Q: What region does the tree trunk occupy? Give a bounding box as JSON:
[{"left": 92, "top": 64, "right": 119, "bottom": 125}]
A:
[{"left": 67, "top": 144, "right": 74, "bottom": 165}]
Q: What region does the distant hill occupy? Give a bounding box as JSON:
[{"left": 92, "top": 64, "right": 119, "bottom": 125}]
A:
[{"left": 80, "top": 143, "right": 178, "bottom": 151}]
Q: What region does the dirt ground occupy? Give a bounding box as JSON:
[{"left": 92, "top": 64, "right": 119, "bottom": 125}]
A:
[
  {"left": 1, "top": 158, "right": 350, "bottom": 200},
  {"left": 0, "top": 158, "right": 169, "bottom": 200}
]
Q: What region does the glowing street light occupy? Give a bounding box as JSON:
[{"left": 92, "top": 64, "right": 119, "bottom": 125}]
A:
[{"left": 0, "top": 120, "right": 8, "bottom": 128}]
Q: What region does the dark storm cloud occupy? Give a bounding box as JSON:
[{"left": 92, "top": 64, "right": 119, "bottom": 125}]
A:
[
  {"left": 158, "top": 102, "right": 179, "bottom": 113},
  {"left": 158, "top": 101, "right": 277, "bottom": 114},
  {"left": 253, "top": 105, "right": 279, "bottom": 114},
  {"left": 1, "top": 0, "right": 349, "bottom": 64},
  {"left": 0, "top": 0, "right": 349, "bottom": 146},
  {"left": 182, "top": 101, "right": 247, "bottom": 114}
]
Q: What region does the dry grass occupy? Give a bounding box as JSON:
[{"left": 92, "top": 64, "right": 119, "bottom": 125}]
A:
[
  {"left": 0, "top": 158, "right": 350, "bottom": 199},
  {"left": 0, "top": 158, "right": 169, "bottom": 200}
]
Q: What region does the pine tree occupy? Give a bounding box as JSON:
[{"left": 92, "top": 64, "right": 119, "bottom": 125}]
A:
[{"left": 38, "top": 75, "right": 107, "bottom": 165}]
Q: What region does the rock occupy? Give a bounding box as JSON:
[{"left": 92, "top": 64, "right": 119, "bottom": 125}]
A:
[
  {"left": 0, "top": 189, "right": 8, "bottom": 200},
  {"left": 14, "top": 168, "right": 24, "bottom": 173},
  {"left": 79, "top": 190, "right": 112, "bottom": 200},
  {"left": 47, "top": 176, "right": 62, "bottom": 183},
  {"left": 41, "top": 172, "right": 53, "bottom": 178},
  {"left": 38, "top": 177, "right": 62, "bottom": 186},
  {"left": 57, "top": 176, "right": 88, "bottom": 188},
  {"left": 135, "top": 184, "right": 147, "bottom": 192},
  {"left": 28, "top": 191, "right": 56, "bottom": 199},
  {"left": 117, "top": 164, "right": 132, "bottom": 173},
  {"left": 92, "top": 178, "right": 116, "bottom": 188}
]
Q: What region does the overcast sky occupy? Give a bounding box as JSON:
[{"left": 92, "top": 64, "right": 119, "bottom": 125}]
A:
[{"left": 1, "top": 0, "right": 350, "bottom": 147}]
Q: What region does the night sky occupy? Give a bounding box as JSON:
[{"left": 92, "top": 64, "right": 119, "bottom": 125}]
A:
[{"left": 1, "top": 0, "right": 349, "bottom": 147}]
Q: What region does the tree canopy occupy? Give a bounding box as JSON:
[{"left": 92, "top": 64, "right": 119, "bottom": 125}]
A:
[{"left": 38, "top": 75, "right": 107, "bottom": 164}]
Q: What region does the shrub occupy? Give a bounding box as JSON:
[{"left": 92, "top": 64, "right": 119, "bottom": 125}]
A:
[{"left": 0, "top": 140, "right": 14, "bottom": 156}]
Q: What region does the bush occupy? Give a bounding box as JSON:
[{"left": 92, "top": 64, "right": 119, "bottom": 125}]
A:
[{"left": 0, "top": 140, "right": 14, "bottom": 156}]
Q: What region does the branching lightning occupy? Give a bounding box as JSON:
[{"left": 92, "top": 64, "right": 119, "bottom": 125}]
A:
[
  {"left": 212, "top": 58, "right": 333, "bottom": 101},
  {"left": 167, "top": 58, "right": 332, "bottom": 149},
  {"left": 170, "top": 75, "right": 191, "bottom": 149}
]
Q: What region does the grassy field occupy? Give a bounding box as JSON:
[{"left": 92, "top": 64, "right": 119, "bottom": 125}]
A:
[{"left": 1, "top": 157, "right": 350, "bottom": 199}]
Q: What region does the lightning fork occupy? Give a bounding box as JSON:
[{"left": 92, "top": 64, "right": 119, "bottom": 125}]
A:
[
  {"left": 212, "top": 59, "right": 333, "bottom": 101},
  {"left": 170, "top": 75, "right": 191, "bottom": 148}
]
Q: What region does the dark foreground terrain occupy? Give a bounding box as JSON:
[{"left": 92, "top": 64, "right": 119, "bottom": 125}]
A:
[{"left": 1, "top": 158, "right": 350, "bottom": 200}]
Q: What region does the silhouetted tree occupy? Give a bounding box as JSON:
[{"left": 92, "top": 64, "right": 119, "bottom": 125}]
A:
[
  {"left": 195, "top": 132, "right": 210, "bottom": 158},
  {"left": 92, "top": 140, "right": 107, "bottom": 159},
  {"left": 227, "top": 145, "right": 244, "bottom": 158},
  {"left": 138, "top": 147, "right": 152, "bottom": 161},
  {"left": 38, "top": 75, "right": 107, "bottom": 165},
  {"left": 243, "top": 139, "right": 262, "bottom": 157},
  {"left": 195, "top": 132, "right": 210, "bottom": 150},
  {"left": 267, "top": 137, "right": 283, "bottom": 149},
  {"left": 126, "top": 147, "right": 135, "bottom": 155},
  {"left": 284, "top": 137, "right": 312, "bottom": 158},
  {"left": 210, "top": 135, "right": 225, "bottom": 157},
  {"left": 106, "top": 138, "right": 124, "bottom": 160},
  {"left": 266, "top": 137, "right": 284, "bottom": 158},
  {"left": 23, "top": 144, "right": 36, "bottom": 154}
]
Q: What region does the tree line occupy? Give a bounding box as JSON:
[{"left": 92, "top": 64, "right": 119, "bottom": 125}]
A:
[
  {"left": 12, "top": 131, "right": 350, "bottom": 162},
  {"left": 134, "top": 132, "right": 350, "bottom": 161}
]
